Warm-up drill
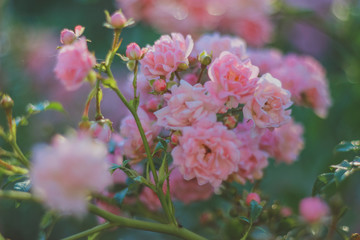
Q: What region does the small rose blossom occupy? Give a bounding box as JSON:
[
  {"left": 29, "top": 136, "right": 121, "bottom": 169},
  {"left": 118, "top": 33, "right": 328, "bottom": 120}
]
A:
[
  {"left": 126, "top": 42, "right": 142, "bottom": 60},
  {"left": 89, "top": 122, "right": 112, "bottom": 143},
  {"left": 192, "top": 32, "right": 247, "bottom": 59},
  {"left": 30, "top": 134, "right": 112, "bottom": 216},
  {"left": 110, "top": 11, "right": 127, "bottom": 28},
  {"left": 243, "top": 73, "right": 292, "bottom": 128},
  {"left": 281, "top": 207, "right": 293, "bottom": 217},
  {"left": 140, "top": 33, "right": 194, "bottom": 79},
  {"left": 60, "top": 29, "right": 76, "bottom": 45},
  {"left": 247, "top": 48, "right": 283, "bottom": 75},
  {"left": 246, "top": 192, "right": 261, "bottom": 205},
  {"left": 155, "top": 80, "right": 221, "bottom": 130},
  {"left": 271, "top": 54, "right": 331, "bottom": 118},
  {"left": 230, "top": 121, "right": 269, "bottom": 184},
  {"left": 183, "top": 73, "right": 198, "bottom": 85},
  {"left": 172, "top": 120, "right": 241, "bottom": 189},
  {"left": 54, "top": 38, "right": 96, "bottom": 91},
  {"left": 153, "top": 78, "right": 167, "bottom": 93},
  {"left": 120, "top": 108, "right": 161, "bottom": 162},
  {"left": 260, "top": 120, "right": 304, "bottom": 164},
  {"left": 299, "top": 197, "right": 329, "bottom": 223},
  {"left": 205, "top": 51, "right": 259, "bottom": 108},
  {"left": 223, "top": 115, "right": 237, "bottom": 129},
  {"left": 169, "top": 167, "right": 213, "bottom": 204}
]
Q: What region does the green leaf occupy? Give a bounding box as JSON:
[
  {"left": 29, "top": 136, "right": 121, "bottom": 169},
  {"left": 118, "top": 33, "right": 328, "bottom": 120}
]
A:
[
  {"left": 312, "top": 173, "right": 335, "bottom": 196},
  {"left": 249, "top": 201, "right": 263, "bottom": 223},
  {"left": 335, "top": 140, "right": 360, "bottom": 152},
  {"left": 239, "top": 216, "right": 250, "bottom": 224},
  {"left": 14, "top": 179, "right": 31, "bottom": 192},
  {"left": 102, "top": 78, "right": 118, "bottom": 89},
  {"left": 15, "top": 116, "right": 29, "bottom": 126},
  {"left": 331, "top": 160, "right": 355, "bottom": 185},
  {"left": 114, "top": 188, "right": 129, "bottom": 205},
  {"left": 26, "top": 101, "right": 65, "bottom": 115},
  {"left": 2, "top": 175, "right": 27, "bottom": 189}
]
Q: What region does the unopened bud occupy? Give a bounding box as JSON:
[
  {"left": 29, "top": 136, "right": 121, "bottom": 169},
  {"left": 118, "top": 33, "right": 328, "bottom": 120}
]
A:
[
  {"left": 0, "top": 94, "right": 14, "bottom": 110},
  {"left": 126, "top": 43, "right": 142, "bottom": 60},
  {"left": 60, "top": 29, "right": 76, "bottom": 45},
  {"left": 246, "top": 192, "right": 261, "bottom": 206},
  {"left": 110, "top": 11, "right": 127, "bottom": 28},
  {"left": 170, "top": 131, "right": 181, "bottom": 145},
  {"left": 153, "top": 79, "right": 167, "bottom": 93},
  {"left": 198, "top": 51, "right": 212, "bottom": 66},
  {"left": 79, "top": 119, "right": 91, "bottom": 130},
  {"left": 177, "top": 62, "right": 189, "bottom": 71},
  {"left": 223, "top": 115, "right": 237, "bottom": 129}
]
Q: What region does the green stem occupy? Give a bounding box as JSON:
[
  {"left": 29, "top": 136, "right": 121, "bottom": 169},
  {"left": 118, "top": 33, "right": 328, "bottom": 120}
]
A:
[
  {"left": 0, "top": 158, "right": 28, "bottom": 174},
  {"left": 105, "top": 85, "right": 158, "bottom": 184},
  {"left": 132, "top": 60, "right": 139, "bottom": 108},
  {"left": 198, "top": 66, "right": 206, "bottom": 84},
  {"left": 0, "top": 190, "right": 40, "bottom": 202},
  {"left": 240, "top": 222, "right": 252, "bottom": 240},
  {"left": 88, "top": 204, "right": 207, "bottom": 240},
  {"left": 95, "top": 79, "right": 103, "bottom": 120},
  {"left": 175, "top": 71, "right": 181, "bottom": 81},
  {"left": 10, "top": 141, "right": 30, "bottom": 168},
  {"left": 62, "top": 222, "right": 115, "bottom": 240}
]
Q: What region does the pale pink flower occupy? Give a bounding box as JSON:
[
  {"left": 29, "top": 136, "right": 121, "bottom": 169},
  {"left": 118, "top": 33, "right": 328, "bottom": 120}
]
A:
[
  {"left": 169, "top": 167, "right": 213, "bottom": 204},
  {"left": 171, "top": 120, "right": 241, "bottom": 189},
  {"left": 205, "top": 51, "right": 259, "bottom": 108},
  {"left": 260, "top": 120, "right": 304, "bottom": 164},
  {"left": 299, "top": 197, "right": 329, "bottom": 223},
  {"left": 246, "top": 192, "right": 261, "bottom": 205},
  {"left": 120, "top": 108, "right": 161, "bottom": 161},
  {"left": 89, "top": 122, "right": 112, "bottom": 143},
  {"left": 247, "top": 48, "right": 283, "bottom": 75},
  {"left": 126, "top": 42, "right": 142, "bottom": 60},
  {"left": 140, "top": 33, "right": 194, "bottom": 79},
  {"left": 271, "top": 54, "right": 331, "bottom": 118},
  {"left": 281, "top": 207, "right": 293, "bottom": 217},
  {"left": 231, "top": 13, "right": 272, "bottom": 47},
  {"left": 192, "top": 32, "right": 247, "bottom": 59},
  {"left": 243, "top": 73, "right": 292, "bottom": 128},
  {"left": 60, "top": 29, "right": 76, "bottom": 45},
  {"left": 54, "top": 38, "right": 96, "bottom": 91},
  {"left": 231, "top": 121, "right": 268, "bottom": 184},
  {"left": 153, "top": 78, "right": 167, "bottom": 93},
  {"left": 110, "top": 11, "right": 127, "bottom": 28},
  {"left": 31, "top": 134, "right": 112, "bottom": 216},
  {"left": 183, "top": 73, "right": 198, "bottom": 85},
  {"left": 155, "top": 80, "right": 221, "bottom": 130}
]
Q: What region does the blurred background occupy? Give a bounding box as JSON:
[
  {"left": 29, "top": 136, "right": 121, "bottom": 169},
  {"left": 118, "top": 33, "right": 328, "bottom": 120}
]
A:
[{"left": 1, "top": 0, "right": 360, "bottom": 239}]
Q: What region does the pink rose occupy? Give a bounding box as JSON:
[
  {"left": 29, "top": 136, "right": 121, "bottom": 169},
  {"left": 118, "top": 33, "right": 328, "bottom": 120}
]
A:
[
  {"left": 31, "top": 134, "right": 112, "bottom": 216},
  {"left": 171, "top": 120, "right": 241, "bottom": 189},
  {"left": 260, "top": 120, "right": 304, "bottom": 164},
  {"left": 155, "top": 80, "right": 221, "bottom": 130},
  {"left": 271, "top": 54, "right": 331, "bottom": 118},
  {"left": 205, "top": 51, "right": 259, "bottom": 108},
  {"left": 299, "top": 197, "right": 329, "bottom": 223},
  {"left": 169, "top": 167, "right": 213, "bottom": 204},
  {"left": 120, "top": 108, "right": 161, "bottom": 162},
  {"left": 231, "top": 121, "right": 268, "bottom": 184},
  {"left": 246, "top": 192, "right": 261, "bottom": 206},
  {"left": 126, "top": 42, "right": 142, "bottom": 60},
  {"left": 54, "top": 38, "right": 96, "bottom": 91},
  {"left": 247, "top": 48, "right": 283, "bottom": 75},
  {"left": 140, "top": 33, "right": 194, "bottom": 79},
  {"left": 192, "top": 32, "right": 247, "bottom": 59},
  {"left": 243, "top": 73, "right": 292, "bottom": 128}
]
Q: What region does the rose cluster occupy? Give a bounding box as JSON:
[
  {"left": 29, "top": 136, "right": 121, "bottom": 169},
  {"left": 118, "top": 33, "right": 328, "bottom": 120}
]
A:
[{"left": 31, "top": 14, "right": 331, "bottom": 216}]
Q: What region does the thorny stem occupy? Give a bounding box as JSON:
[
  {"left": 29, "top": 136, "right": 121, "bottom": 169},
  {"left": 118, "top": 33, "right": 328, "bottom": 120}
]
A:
[
  {"left": 95, "top": 79, "right": 103, "bottom": 120},
  {"left": 0, "top": 191, "right": 206, "bottom": 240}
]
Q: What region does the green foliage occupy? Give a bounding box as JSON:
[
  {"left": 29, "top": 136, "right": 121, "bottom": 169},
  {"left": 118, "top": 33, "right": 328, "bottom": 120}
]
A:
[{"left": 335, "top": 140, "right": 360, "bottom": 153}]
